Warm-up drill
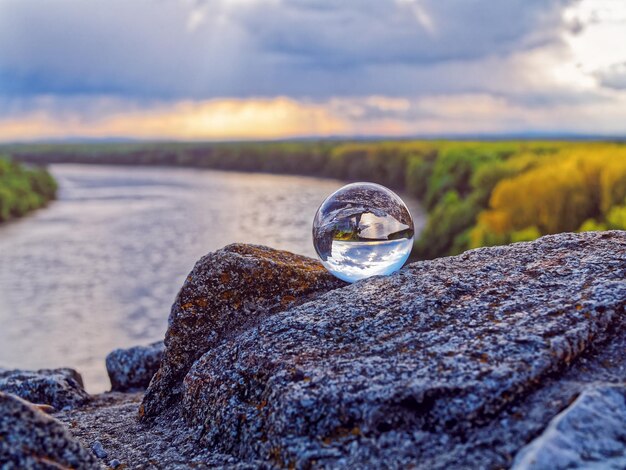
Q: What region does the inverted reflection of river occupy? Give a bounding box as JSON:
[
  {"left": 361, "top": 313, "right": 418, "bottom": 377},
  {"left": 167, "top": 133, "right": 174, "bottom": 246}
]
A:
[{"left": 0, "top": 164, "right": 425, "bottom": 392}]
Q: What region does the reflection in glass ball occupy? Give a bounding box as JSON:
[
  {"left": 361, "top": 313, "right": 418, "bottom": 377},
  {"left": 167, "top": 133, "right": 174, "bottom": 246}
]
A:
[{"left": 312, "top": 182, "right": 414, "bottom": 283}]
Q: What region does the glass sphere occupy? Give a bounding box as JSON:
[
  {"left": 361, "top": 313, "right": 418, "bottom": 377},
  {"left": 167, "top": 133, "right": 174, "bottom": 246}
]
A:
[{"left": 313, "top": 182, "right": 414, "bottom": 283}]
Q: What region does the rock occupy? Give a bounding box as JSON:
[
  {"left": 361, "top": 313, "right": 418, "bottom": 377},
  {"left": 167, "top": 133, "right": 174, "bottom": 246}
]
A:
[
  {"left": 0, "top": 391, "right": 98, "bottom": 469},
  {"left": 512, "top": 386, "right": 626, "bottom": 469},
  {"left": 54, "top": 391, "right": 270, "bottom": 469},
  {"left": 9, "top": 232, "right": 622, "bottom": 469},
  {"left": 0, "top": 367, "right": 90, "bottom": 409},
  {"left": 177, "top": 231, "right": 625, "bottom": 468},
  {"left": 92, "top": 440, "right": 108, "bottom": 459},
  {"left": 141, "top": 243, "right": 346, "bottom": 419},
  {"left": 52, "top": 332, "right": 626, "bottom": 469},
  {"left": 106, "top": 341, "right": 165, "bottom": 392}
]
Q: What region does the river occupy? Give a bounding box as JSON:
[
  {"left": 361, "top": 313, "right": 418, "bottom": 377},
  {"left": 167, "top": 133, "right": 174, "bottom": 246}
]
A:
[{"left": 0, "top": 164, "right": 425, "bottom": 392}]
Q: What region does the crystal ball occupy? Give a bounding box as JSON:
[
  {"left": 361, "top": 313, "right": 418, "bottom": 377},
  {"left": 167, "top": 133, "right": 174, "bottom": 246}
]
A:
[{"left": 313, "top": 182, "right": 414, "bottom": 283}]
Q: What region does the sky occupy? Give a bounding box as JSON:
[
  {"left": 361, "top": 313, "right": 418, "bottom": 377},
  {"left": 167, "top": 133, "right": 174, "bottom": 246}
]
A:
[{"left": 1, "top": 0, "right": 626, "bottom": 141}]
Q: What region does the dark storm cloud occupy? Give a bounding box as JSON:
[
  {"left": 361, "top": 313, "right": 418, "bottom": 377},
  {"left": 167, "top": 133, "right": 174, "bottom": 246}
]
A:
[
  {"left": 242, "top": 0, "right": 572, "bottom": 66},
  {"left": 0, "top": 0, "right": 577, "bottom": 101}
]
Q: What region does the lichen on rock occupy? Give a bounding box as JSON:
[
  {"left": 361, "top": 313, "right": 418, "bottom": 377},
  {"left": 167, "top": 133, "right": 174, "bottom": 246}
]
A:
[
  {"left": 141, "top": 243, "right": 346, "bottom": 419},
  {"left": 178, "top": 231, "right": 625, "bottom": 467}
]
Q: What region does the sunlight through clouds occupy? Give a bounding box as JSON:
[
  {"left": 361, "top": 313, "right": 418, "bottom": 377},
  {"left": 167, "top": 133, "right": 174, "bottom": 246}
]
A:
[
  {"left": 3, "top": 91, "right": 626, "bottom": 142},
  {"left": 0, "top": 97, "right": 348, "bottom": 141},
  {"left": 396, "top": 0, "right": 436, "bottom": 34}
]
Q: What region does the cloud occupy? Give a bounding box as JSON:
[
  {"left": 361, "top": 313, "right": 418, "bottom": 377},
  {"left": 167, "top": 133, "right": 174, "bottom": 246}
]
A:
[
  {"left": 3, "top": 92, "right": 626, "bottom": 142},
  {"left": 0, "top": 0, "right": 625, "bottom": 140},
  {"left": 595, "top": 62, "right": 626, "bottom": 90},
  {"left": 0, "top": 0, "right": 578, "bottom": 100},
  {"left": 241, "top": 0, "right": 572, "bottom": 67},
  {"left": 0, "top": 96, "right": 348, "bottom": 141}
]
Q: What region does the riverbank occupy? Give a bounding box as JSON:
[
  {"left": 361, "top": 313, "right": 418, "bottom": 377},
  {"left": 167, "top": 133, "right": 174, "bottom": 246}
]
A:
[
  {"left": 1, "top": 231, "right": 625, "bottom": 468},
  {"left": 5, "top": 139, "right": 626, "bottom": 260},
  {"left": 0, "top": 156, "right": 57, "bottom": 223}
]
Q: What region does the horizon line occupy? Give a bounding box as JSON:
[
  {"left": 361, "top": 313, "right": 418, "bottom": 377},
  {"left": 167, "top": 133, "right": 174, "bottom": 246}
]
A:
[{"left": 2, "top": 132, "right": 626, "bottom": 146}]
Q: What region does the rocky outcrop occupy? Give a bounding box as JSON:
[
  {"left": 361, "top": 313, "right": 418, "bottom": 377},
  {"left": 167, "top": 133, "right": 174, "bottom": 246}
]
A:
[
  {"left": 178, "top": 231, "right": 625, "bottom": 468},
  {"left": 106, "top": 341, "right": 165, "bottom": 392},
  {"left": 2, "top": 232, "right": 625, "bottom": 469},
  {"left": 512, "top": 386, "right": 626, "bottom": 469},
  {"left": 0, "top": 391, "right": 97, "bottom": 469},
  {"left": 141, "top": 244, "right": 346, "bottom": 418},
  {"left": 0, "top": 367, "right": 89, "bottom": 410}
]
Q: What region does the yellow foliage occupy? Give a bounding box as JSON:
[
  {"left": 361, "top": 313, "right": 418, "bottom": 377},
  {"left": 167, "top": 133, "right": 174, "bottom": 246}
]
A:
[
  {"left": 481, "top": 144, "right": 626, "bottom": 236},
  {"left": 578, "top": 218, "right": 608, "bottom": 232},
  {"left": 510, "top": 226, "right": 542, "bottom": 243},
  {"left": 607, "top": 204, "right": 626, "bottom": 229},
  {"left": 599, "top": 157, "right": 626, "bottom": 214}
]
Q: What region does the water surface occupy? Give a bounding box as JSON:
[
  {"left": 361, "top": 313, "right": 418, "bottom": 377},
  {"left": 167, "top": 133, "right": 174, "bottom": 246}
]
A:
[{"left": 0, "top": 164, "right": 425, "bottom": 392}]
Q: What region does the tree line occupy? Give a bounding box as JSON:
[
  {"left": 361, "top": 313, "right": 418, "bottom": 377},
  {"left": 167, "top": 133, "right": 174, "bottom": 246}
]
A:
[
  {"left": 4, "top": 139, "right": 625, "bottom": 259},
  {"left": 0, "top": 156, "right": 57, "bottom": 222}
]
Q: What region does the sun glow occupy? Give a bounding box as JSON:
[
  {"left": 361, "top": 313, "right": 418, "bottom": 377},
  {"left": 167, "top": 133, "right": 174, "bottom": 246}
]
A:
[{"left": 0, "top": 97, "right": 348, "bottom": 142}]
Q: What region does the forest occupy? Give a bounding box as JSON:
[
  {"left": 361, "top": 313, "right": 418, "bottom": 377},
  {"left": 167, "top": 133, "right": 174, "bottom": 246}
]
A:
[
  {"left": 0, "top": 156, "right": 57, "bottom": 222},
  {"left": 3, "top": 140, "right": 625, "bottom": 259}
]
